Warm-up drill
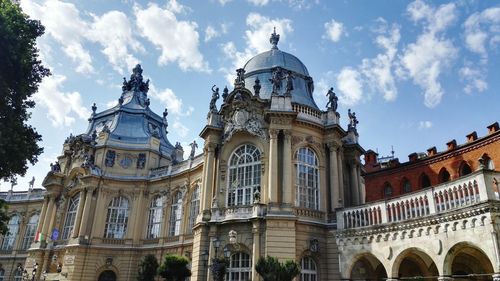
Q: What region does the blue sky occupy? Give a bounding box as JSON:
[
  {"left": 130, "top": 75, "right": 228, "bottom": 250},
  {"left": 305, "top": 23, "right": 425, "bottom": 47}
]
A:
[{"left": 4, "top": 0, "right": 500, "bottom": 191}]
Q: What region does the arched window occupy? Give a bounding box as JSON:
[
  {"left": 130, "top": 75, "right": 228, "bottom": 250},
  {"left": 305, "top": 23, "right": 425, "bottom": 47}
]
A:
[
  {"left": 484, "top": 155, "right": 495, "bottom": 170},
  {"left": 104, "top": 196, "right": 129, "bottom": 239},
  {"left": 61, "top": 194, "right": 80, "bottom": 240},
  {"left": 459, "top": 162, "right": 472, "bottom": 176},
  {"left": 226, "top": 252, "right": 251, "bottom": 281},
  {"left": 13, "top": 270, "right": 23, "bottom": 281},
  {"left": 22, "top": 213, "right": 39, "bottom": 250},
  {"left": 227, "top": 144, "right": 261, "bottom": 207},
  {"left": 0, "top": 268, "right": 4, "bottom": 281},
  {"left": 420, "top": 173, "right": 431, "bottom": 188},
  {"left": 295, "top": 147, "right": 320, "bottom": 210},
  {"left": 383, "top": 183, "right": 393, "bottom": 198},
  {"left": 147, "top": 195, "right": 163, "bottom": 239},
  {"left": 402, "top": 178, "right": 411, "bottom": 194},
  {"left": 169, "top": 192, "right": 183, "bottom": 236},
  {"left": 1, "top": 215, "right": 20, "bottom": 250},
  {"left": 300, "top": 256, "right": 318, "bottom": 281},
  {"left": 188, "top": 186, "right": 200, "bottom": 233},
  {"left": 439, "top": 168, "right": 450, "bottom": 183}
]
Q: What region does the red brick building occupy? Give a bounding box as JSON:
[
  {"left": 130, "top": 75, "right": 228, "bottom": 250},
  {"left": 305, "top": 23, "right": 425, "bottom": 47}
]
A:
[{"left": 363, "top": 122, "right": 499, "bottom": 202}]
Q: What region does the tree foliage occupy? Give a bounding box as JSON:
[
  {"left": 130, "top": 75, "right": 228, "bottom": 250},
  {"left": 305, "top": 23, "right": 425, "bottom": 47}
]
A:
[
  {"left": 137, "top": 254, "right": 159, "bottom": 281},
  {"left": 0, "top": 199, "right": 8, "bottom": 235},
  {"left": 0, "top": 0, "right": 49, "bottom": 180},
  {"left": 157, "top": 254, "right": 191, "bottom": 281},
  {"left": 255, "top": 256, "right": 301, "bottom": 281},
  {"left": 210, "top": 257, "right": 229, "bottom": 281}
]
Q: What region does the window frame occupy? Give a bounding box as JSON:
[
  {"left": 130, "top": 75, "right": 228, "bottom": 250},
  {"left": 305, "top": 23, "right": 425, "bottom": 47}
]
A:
[
  {"left": 1, "top": 215, "right": 20, "bottom": 250},
  {"left": 61, "top": 194, "right": 80, "bottom": 240},
  {"left": 104, "top": 196, "right": 129, "bottom": 239},
  {"left": 300, "top": 256, "right": 318, "bottom": 281},
  {"left": 22, "top": 213, "right": 39, "bottom": 250},
  {"left": 146, "top": 195, "right": 163, "bottom": 239},
  {"left": 295, "top": 147, "right": 320, "bottom": 210},
  {"left": 188, "top": 185, "right": 200, "bottom": 233},
  {"left": 226, "top": 252, "right": 252, "bottom": 281},
  {"left": 227, "top": 144, "right": 261, "bottom": 207},
  {"left": 168, "top": 192, "right": 183, "bottom": 236}
]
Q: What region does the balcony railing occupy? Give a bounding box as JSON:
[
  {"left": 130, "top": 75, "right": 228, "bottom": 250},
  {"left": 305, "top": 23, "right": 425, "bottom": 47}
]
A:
[{"left": 337, "top": 170, "right": 500, "bottom": 230}]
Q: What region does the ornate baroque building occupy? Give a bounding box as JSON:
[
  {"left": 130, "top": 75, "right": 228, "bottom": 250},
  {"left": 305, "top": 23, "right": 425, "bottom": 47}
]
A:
[{"left": 0, "top": 31, "right": 499, "bottom": 281}]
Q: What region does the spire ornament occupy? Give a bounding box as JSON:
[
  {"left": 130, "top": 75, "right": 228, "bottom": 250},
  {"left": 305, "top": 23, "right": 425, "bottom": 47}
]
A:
[{"left": 270, "top": 27, "right": 280, "bottom": 49}]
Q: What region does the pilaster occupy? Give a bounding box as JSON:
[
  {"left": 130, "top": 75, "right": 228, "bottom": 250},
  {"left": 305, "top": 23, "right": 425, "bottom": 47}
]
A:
[{"left": 268, "top": 129, "right": 279, "bottom": 203}]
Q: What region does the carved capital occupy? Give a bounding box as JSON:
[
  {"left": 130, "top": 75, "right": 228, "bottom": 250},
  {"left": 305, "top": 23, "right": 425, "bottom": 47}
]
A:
[
  {"left": 269, "top": 129, "right": 279, "bottom": 139},
  {"left": 326, "top": 142, "right": 340, "bottom": 151},
  {"left": 282, "top": 130, "right": 292, "bottom": 142},
  {"left": 204, "top": 142, "right": 217, "bottom": 153}
]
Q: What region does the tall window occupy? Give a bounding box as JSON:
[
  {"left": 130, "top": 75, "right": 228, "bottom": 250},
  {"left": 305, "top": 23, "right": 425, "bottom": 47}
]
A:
[
  {"left": 228, "top": 144, "right": 261, "bottom": 207},
  {"left": 402, "top": 179, "right": 411, "bottom": 194},
  {"left": 295, "top": 147, "right": 320, "bottom": 209},
  {"left": 459, "top": 162, "right": 472, "bottom": 176},
  {"left": 62, "top": 194, "right": 80, "bottom": 240},
  {"left": 439, "top": 168, "right": 450, "bottom": 183},
  {"left": 1, "top": 215, "right": 20, "bottom": 250},
  {"left": 188, "top": 186, "right": 200, "bottom": 233},
  {"left": 0, "top": 268, "right": 4, "bottom": 281},
  {"left": 169, "top": 192, "right": 183, "bottom": 236},
  {"left": 104, "top": 196, "right": 129, "bottom": 239},
  {"left": 226, "top": 252, "right": 251, "bottom": 281},
  {"left": 383, "top": 183, "right": 393, "bottom": 198},
  {"left": 22, "top": 213, "right": 39, "bottom": 250},
  {"left": 300, "top": 257, "right": 318, "bottom": 281},
  {"left": 420, "top": 173, "right": 431, "bottom": 188},
  {"left": 14, "top": 270, "right": 22, "bottom": 281},
  {"left": 147, "top": 196, "right": 163, "bottom": 239}
]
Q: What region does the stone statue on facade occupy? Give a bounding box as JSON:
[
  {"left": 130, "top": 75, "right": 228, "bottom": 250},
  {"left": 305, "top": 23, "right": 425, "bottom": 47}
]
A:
[
  {"left": 10, "top": 177, "right": 17, "bottom": 191},
  {"left": 81, "top": 153, "right": 95, "bottom": 168},
  {"left": 137, "top": 153, "right": 146, "bottom": 169},
  {"left": 189, "top": 140, "right": 198, "bottom": 159},
  {"left": 348, "top": 109, "right": 358, "bottom": 130},
  {"left": 253, "top": 77, "right": 261, "bottom": 97},
  {"left": 269, "top": 68, "right": 283, "bottom": 95},
  {"left": 253, "top": 186, "right": 261, "bottom": 204},
  {"left": 28, "top": 176, "right": 35, "bottom": 189},
  {"left": 209, "top": 85, "right": 219, "bottom": 112},
  {"left": 50, "top": 161, "right": 61, "bottom": 172},
  {"left": 105, "top": 150, "right": 116, "bottom": 167},
  {"left": 222, "top": 86, "right": 229, "bottom": 102},
  {"left": 326, "top": 87, "right": 338, "bottom": 111},
  {"left": 234, "top": 68, "right": 245, "bottom": 87},
  {"left": 285, "top": 71, "right": 294, "bottom": 95}
]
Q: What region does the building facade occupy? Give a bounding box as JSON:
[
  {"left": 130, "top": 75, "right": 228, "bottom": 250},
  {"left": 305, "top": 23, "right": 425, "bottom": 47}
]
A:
[{"left": 0, "top": 30, "right": 498, "bottom": 281}]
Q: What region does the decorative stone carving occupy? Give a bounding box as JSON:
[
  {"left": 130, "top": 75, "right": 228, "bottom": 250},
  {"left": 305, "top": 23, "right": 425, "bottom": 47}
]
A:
[
  {"left": 189, "top": 140, "right": 198, "bottom": 159},
  {"left": 348, "top": 109, "right": 359, "bottom": 130},
  {"left": 137, "top": 153, "right": 146, "bottom": 169},
  {"left": 148, "top": 123, "right": 161, "bottom": 138},
  {"left": 105, "top": 150, "right": 116, "bottom": 167},
  {"left": 50, "top": 161, "right": 61, "bottom": 172},
  {"left": 326, "top": 87, "right": 338, "bottom": 111},
  {"left": 309, "top": 238, "right": 319, "bottom": 252},
  {"left": 229, "top": 230, "right": 237, "bottom": 244},
  {"left": 223, "top": 108, "right": 266, "bottom": 142},
  {"left": 119, "top": 154, "right": 133, "bottom": 169},
  {"left": 209, "top": 85, "right": 219, "bottom": 112},
  {"left": 269, "top": 67, "right": 283, "bottom": 95}
]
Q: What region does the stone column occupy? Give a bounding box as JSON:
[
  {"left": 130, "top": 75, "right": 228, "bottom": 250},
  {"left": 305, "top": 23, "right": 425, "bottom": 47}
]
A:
[
  {"left": 46, "top": 198, "right": 59, "bottom": 240},
  {"left": 78, "top": 188, "right": 94, "bottom": 238},
  {"left": 356, "top": 164, "right": 364, "bottom": 204},
  {"left": 268, "top": 129, "right": 279, "bottom": 203},
  {"left": 71, "top": 190, "right": 87, "bottom": 238},
  {"left": 201, "top": 143, "right": 216, "bottom": 211},
  {"left": 328, "top": 143, "right": 339, "bottom": 211},
  {"left": 252, "top": 221, "right": 261, "bottom": 281},
  {"left": 41, "top": 196, "right": 56, "bottom": 241},
  {"left": 337, "top": 149, "right": 344, "bottom": 207},
  {"left": 282, "top": 130, "right": 292, "bottom": 205},
  {"left": 36, "top": 196, "right": 49, "bottom": 239},
  {"left": 350, "top": 161, "right": 360, "bottom": 205},
  {"left": 91, "top": 189, "right": 107, "bottom": 238},
  {"left": 131, "top": 189, "right": 146, "bottom": 241}
]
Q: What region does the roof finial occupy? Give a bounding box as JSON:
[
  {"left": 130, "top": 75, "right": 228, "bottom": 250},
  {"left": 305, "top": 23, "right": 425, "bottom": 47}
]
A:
[{"left": 270, "top": 27, "right": 280, "bottom": 50}]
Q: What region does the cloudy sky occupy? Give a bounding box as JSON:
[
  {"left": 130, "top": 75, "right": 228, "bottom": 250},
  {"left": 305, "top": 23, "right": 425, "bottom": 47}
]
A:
[{"left": 4, "top": 0, "right": 500, "bottom": 191}]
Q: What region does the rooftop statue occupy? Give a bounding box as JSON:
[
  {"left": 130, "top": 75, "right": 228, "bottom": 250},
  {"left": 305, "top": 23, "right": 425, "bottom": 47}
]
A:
[
  {"left": 326, "top": 87, "right": 338, "bottom": 111},
  {"left": 285, "top": 70, "right": 294, "bottom": 95},
  {"left": 209, "top": 85, "right": 219, "bottom": 112},
  {"left": 189, "top": 140, "right": 198, "bottom": 159},
  {"left": 348, "top": 109, "right": 359, "bottom": 130},
  {"left": 121, "top": 64, "right": 150, "bottom": 94},
  {"left": 253, "top": 77, "right": 261, "bottom": 97},
  {"left": 270, "top": 27, "right": 280, "bottom": 49},
  {"left": 269, "top": 67, "right": 283, "bottom": 95},
  {"left": 234, "top": 68, "right": 245, "bottom": 87},
  {"left": 28, "top": 176, "right": 35, "bottom": 189}
]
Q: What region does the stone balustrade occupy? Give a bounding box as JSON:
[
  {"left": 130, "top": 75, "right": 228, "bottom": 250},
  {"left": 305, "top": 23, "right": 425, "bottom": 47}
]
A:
[
  {"left": 337, "top": 169, "right": 500, "bottom": 229},
  {"left": 0, "top": 189, "right": 44, "bottom": 202}
]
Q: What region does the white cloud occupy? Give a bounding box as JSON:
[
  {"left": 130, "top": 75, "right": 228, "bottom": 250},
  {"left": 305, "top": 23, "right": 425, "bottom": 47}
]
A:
[
  {"left": 221, "top": 13, "right": 293, "bottom": 84},
  {"left": 418, "top": 121, "right": 433, "bottom": 130},
  {"left": 148, "top": 84, "right": 193, "bottom": 117},
  {"left": 166, "top": 0, "right": 190, "bottom": 14},
  {"left": 88, "top": 11, "right": 144, "bottom": 74},
  {"left": 135, "top": 3, "right": 210, "bottom": 72},
  {"left": 459, "top": 65, "right": 488, "bottom": 94},
  {"left": 205, "top": 25, "right": 219, "bottom": 42},
  {"left": 218, "top": 0, "right": 232, "bottom": 6},
  {"left": 361, "top": 24, "right": 400, "bottom": 101},
  {"left": 21, "top": 0, "right": 94, "bottom": 74},
  {"left": 464, "top": 7, "right": 500, "bottom": 61},
  {"left": 336, "top": 67, "right": 363, "bottom": 106},
  {"left": 173, "top": 120, "right": 189, "bottom": 138},
  {"left": 35, "top": 74, "right": 91, "bottom": 127},
  {"left": 323, "top": 19, "right": 344, "bottom": 42},
  {"left": 398, "top": 1, "right": 458, "bottom": 108},
  {"left": 248, "top": 0, "right": 270, "bottom": 6}
]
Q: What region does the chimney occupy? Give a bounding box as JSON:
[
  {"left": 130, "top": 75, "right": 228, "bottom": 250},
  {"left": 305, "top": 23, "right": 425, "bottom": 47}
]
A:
[
  {"left": 427, "top": 146, "right": 437, "bottom": 156},
  {"left": 487, "top": 122, "right": 499, "bottom": 134},
  {"left": 364, "top": 150, "right": 378, "bottom": 165},
  {"left": 466, "top": 131, "right": 477, "bottom": 143},
  {"left": 408, "top": 152, "right": 418, "bottom": 162},
  {"left": 446, "top": 139, "right": 457, "bottom": 150},
  {"left": 389, "top": 158, "right": 400, "bottom": 168}
]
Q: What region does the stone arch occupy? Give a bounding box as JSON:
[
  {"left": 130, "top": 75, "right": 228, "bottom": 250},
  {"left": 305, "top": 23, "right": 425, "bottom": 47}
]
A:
[
  {"left": 458, "top": 161, "right": 472, "bottom": 177},
  {"left": 401, "top": 177, "right": 412, "bottom": 194},
  {"left": 438, "top": 167, "right": 451, "bottom": 183},
  {"left": 419, "top": 172, "right": 431, "bottom": 188},
  {"left": 442, "top": 242, "right": 494, "bottom": 277},
  {"left": 347, "top": 252, "right": 387, "bottom": 281},
  {"left": 391, "top": 247, "right": 438, "bottom": 279},
  {"left": 96, "top": 267, "right": 118, "bottom": 281}
]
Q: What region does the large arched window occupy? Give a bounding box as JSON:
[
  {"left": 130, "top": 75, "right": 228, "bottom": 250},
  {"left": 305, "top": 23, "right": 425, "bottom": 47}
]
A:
[
  {"left": 104, "top": 196, "right": 129, "bottom": 239},
  {"left": 169, "top": 192, "right": 183, "bottom": 236},
  {"left": 459, "top": 161, "right": 472, "bottom": 176},
  {"left": 227, "top": 144, "right": 261, "bottom": 207},
  {"left": 1, "top": 215, "right": 20, "bottom": 250},
  {"left": 226, "top": 252, "right": 251, "bottom": 281},
  {"left": 439, "top": 168, "right": 450, "bottom": 183},
  {"left": 188, "top": 186, "right": 200, "bottom": 233},
  {"left": 22, "top": 213, "right": 39, "bottom": 250},
  {"left": 62, "top": 194, "right": 80, "bottom": 240},
  {"left": 383, "top": 183, "right": 393, "bottom": 198},
  {"left": 147, "top": 195, "right": 163, "bottom": 239},
  {"left": 419, "top": 173, "right": 431, "bottom": 188},
  {"left": 401, "top": 178, "right": 411, "bottom": 194},
  {"left": 300, "top": 256, "right": 318, "bottom": 281},
  {"left": 295, "top": 147, "right": 320, "bottom": 210}
]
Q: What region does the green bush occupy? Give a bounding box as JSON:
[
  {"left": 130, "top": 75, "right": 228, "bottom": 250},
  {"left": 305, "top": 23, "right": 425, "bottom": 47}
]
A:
[
  {"left": 158, "top": 254, "right": 191, "bottom": 281},
  {"left": 255, "top": 256, "right": 300, "bottom": 281},
  {"left": 137, "top": 254, "right": 159, "bottom": 281}
]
